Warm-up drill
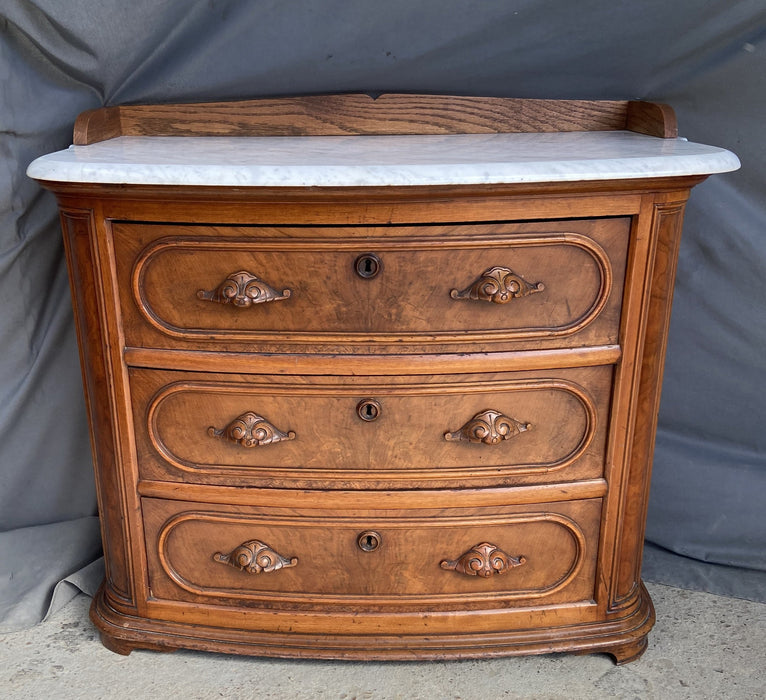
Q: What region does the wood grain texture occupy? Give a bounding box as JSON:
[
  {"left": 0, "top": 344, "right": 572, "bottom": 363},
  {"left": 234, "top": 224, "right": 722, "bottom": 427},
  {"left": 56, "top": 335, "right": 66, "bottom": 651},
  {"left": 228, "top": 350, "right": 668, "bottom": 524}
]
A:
[
  {"left": 60, "top": 209, "right": 135, "bottom": 607},
  {"left": 90, "top": 580, "right": 654, "bottom": 660},
  {"left": 34, "top": 97, "right": 706, "bottom": 663},
  {"left": 142, "top": 497, "right": 600, "bottom": 609},
  {"left": 112, "top": 218, "right": 629, "bottom": 355},
  {"left": 613, "top": 197, "right": 688, "bottom": 606},
  {"left": 626, "top": 101, "right": 678, "bottom": 138},
  {"left": 123, "top": 345, "right": 623, "bottom": 376},
  {"left": 129, "top": 366, "right": 611, "bottom": 490},
  {"left": 73, "top": 94, "right": 677, "bottom": 145},
  {"left": 135, "top": 479, "right": 609, "bottom": 510}
]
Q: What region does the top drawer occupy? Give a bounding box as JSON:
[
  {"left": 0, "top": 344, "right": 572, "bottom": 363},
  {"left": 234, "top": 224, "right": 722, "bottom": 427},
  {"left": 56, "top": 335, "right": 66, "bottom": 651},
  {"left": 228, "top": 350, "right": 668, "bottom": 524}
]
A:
[{"left": 113, "top": 218, "right": 629, "bottom": 354}]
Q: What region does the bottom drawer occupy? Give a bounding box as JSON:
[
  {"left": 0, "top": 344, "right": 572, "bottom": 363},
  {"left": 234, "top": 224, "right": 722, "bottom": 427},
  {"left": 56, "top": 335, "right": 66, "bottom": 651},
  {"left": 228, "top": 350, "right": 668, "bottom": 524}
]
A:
[{"left": 143, "top": 497, "right": 601, "bottom": 611}]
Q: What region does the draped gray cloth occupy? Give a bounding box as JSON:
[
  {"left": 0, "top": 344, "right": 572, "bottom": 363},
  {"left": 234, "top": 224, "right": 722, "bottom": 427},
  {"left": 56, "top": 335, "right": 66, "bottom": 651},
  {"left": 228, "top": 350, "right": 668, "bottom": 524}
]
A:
[{"left": 2, "top": 1, "right": 764, "bottom": 630}]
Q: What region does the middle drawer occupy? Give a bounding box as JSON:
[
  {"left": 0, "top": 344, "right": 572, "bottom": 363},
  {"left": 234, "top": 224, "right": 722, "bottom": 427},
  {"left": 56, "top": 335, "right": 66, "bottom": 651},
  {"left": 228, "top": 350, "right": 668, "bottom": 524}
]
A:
[{"left": 131, "top": 366, "right": 612, "bottom": 489}]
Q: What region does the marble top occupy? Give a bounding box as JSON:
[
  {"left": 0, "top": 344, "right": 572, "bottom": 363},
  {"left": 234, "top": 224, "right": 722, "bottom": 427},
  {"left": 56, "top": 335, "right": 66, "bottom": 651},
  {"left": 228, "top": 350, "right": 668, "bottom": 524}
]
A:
[{"left": 27, "top": 130, "right": 739, "bottom": 187}]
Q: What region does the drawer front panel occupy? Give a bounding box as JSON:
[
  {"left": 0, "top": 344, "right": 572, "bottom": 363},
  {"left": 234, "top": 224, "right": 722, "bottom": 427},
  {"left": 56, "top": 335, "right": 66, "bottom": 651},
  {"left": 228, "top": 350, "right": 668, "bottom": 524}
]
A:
[
  {"left": 132, "top": 366, "right": 612, "bottom": 488},
  {"left": 114, "top": 219, "right": 629, "bottom": 352},
  {"left": 143, "top": 498, "right": 601, "bottom": 608}
]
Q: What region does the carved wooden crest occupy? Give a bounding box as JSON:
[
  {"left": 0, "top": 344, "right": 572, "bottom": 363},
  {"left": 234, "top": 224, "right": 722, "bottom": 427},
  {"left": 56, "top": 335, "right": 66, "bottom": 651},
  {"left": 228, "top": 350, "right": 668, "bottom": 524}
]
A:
[
  {"left": 450, "top": 266, "right": 544, "bottom": 304},
  {"left": 444, "top": 409, "right": 530, "bottom": 445},
  {"left": 213, "top": 539, "right": 298, "bottom": 574},
  {"left": 208, "top": 411, "right": 296, "bottom": 447},
  {"left": 197, "top": 270, "right": 291, "bottom": 307},
  {"left": 440, "top": 542, "right": 526, "bottom": 577}
]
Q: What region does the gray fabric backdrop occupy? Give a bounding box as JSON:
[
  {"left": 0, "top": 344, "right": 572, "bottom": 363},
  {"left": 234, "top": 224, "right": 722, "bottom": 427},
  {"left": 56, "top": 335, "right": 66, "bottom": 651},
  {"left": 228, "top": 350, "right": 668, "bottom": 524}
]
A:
[{"left": 1, "top": 1, "right": 764, "bottom": 631}]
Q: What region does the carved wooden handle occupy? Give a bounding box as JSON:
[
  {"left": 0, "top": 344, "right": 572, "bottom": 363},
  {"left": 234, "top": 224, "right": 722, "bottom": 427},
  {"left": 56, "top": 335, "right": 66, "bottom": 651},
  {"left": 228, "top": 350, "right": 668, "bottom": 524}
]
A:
[
  {"left": 197, "top": 270, "right": 291, "bottom": 307},
  {"left": 450, "top": 266, "right": 544, "bottom": 304},
  {"left": 444, "top": 409, "right": 530, "bottom": 445},
  {"left": 213, "top": 539, "right": 298, "bottom": 574},
  {"left": 208, "top": 411, "right": 295, "bottom": 447},
  {"left": 440, "top": 542, "right": 526, "bottom": 577}
]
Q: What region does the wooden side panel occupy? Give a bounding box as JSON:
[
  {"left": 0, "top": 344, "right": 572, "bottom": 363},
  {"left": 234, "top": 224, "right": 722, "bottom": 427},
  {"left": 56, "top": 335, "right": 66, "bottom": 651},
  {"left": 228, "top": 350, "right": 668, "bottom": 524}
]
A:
[
  {"left": 626, "top": 101, "right": 678, "bottom": 138},
  {"left": 612, "top": 197, "right": 688, "bottom": 606},
  {"left": 60, "top": 209, "right": 134, "bottom": 606},
  {"left": 72, "top": 106, "right": 122, "bottom": 146}
]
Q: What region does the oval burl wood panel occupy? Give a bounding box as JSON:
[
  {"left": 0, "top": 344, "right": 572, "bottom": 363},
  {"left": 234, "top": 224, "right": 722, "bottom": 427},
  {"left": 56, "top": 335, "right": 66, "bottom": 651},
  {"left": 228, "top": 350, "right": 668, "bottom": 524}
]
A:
[
  {"left": 143, "top": 497, "right": 600, "bottom": 608},
  {"left": 134, "top": 234, "right": 607, "bottom": 339},
  {"left": 132, "top": 366, "right": 611, "bottom": 486},
  {"left": 113, "top": 218, "right": 629, "bottom": 352}
]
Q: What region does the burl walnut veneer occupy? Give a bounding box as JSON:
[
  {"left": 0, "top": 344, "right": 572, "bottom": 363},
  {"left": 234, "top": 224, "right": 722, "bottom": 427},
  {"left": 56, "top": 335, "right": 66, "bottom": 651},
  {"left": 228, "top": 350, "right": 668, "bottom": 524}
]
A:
[{"left": 28, "top": 94, "right": 739, "bottom": 663}]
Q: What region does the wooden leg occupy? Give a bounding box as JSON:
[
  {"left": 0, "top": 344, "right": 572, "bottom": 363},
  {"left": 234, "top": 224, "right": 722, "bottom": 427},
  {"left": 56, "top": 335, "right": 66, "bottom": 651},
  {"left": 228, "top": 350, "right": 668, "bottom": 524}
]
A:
[
  {"left": 99, "top": 631, "right": 177, "bottom": 656},
  {"left": 99, "top": 631, "right": 134, "bottom": 655},
  {"left": 606, "top": 635, "right": 649, "bottom": 665}
]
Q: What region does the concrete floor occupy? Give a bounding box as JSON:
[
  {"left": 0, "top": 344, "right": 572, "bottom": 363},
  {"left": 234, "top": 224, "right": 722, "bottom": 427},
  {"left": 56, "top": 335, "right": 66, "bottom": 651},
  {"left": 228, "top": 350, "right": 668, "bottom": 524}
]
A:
[{"left": 1, "top": 582, "right": 764, "bottom": 699}]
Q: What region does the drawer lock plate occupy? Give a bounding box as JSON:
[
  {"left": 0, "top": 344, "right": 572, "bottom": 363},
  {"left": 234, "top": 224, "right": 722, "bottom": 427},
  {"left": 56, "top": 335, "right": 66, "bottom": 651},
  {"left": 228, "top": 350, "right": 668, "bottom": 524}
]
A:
[{"left": 357, "top": 531, "right": 382, "bottom": 552}]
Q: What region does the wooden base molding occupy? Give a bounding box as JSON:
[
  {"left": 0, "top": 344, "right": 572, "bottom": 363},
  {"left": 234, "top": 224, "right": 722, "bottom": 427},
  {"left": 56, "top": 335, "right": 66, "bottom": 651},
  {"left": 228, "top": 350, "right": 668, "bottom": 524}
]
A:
[{"left": 91, "top": 582, "right": 654, "bottom": 663}]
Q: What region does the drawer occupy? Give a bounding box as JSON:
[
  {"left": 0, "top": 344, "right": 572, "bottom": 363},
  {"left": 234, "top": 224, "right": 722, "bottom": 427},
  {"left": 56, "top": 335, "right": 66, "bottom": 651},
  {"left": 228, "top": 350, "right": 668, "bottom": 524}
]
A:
[
  {"left": 131, "top": 365, "right": 612, "bottom": 489},
  {"left": 142, "top": 497, "right": 601, "bottom": 611},
  {"left": 113, "top": 218, "right": 629, "bottom": 353}
]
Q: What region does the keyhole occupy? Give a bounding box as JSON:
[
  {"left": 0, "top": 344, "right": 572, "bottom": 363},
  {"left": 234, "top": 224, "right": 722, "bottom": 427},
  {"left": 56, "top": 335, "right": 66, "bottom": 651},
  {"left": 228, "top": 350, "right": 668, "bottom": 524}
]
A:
[
  {"left": 357, "top": 531, "right": 382, "bottom": 552},
  {"left": 357, "top": 399, "right": 381, "bottom": 422},
  {"left": 355, "top": 253, "right": 381, "bottom": 279}
]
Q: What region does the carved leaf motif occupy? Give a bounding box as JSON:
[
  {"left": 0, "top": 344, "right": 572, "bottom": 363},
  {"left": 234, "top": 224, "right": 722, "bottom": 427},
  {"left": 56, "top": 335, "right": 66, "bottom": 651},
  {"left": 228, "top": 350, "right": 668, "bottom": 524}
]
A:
[
  {"left": 197, "top": 270, "right": 291, "bottom": 307},
  {"left": 440, "top": 542, "right": 526, "bottom": 578},
  {"left": 208, "top": 411, "right": 296, "bottom": 447},
  {"left": 450, "top": 266, "right": 544, "bottom": 304},
  {"left": 213, "top": 540, "right": 298, "bottom": 574},
  {"left": 444, "top": 409, "right": 530, "bottom": 445}
]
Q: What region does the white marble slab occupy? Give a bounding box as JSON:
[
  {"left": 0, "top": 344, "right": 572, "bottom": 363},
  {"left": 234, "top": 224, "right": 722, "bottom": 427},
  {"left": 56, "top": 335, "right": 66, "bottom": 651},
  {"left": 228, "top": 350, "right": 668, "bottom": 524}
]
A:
[{"left": 27, "top": 131, "right": 739, "bottom": 187}]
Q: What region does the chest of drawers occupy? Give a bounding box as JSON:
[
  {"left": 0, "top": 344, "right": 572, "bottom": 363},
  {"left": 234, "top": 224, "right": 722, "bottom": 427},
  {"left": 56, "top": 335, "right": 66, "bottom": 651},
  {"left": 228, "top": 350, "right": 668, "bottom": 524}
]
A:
[{"left": 28, "top": 94, "right": 738, "bottom": 663}]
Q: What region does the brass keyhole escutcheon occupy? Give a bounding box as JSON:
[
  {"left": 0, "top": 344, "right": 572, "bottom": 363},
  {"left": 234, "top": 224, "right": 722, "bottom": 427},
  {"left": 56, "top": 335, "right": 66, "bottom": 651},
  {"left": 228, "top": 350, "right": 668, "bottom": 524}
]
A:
[
  {"left": 355, "top": 253, "right": 381, "bottom": 279},
  {"left": 357, "top": 531, "right": 382, "bottom": 552},
  {"left": 357, "top": 399, "right": 381, "bottom": 422}
]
